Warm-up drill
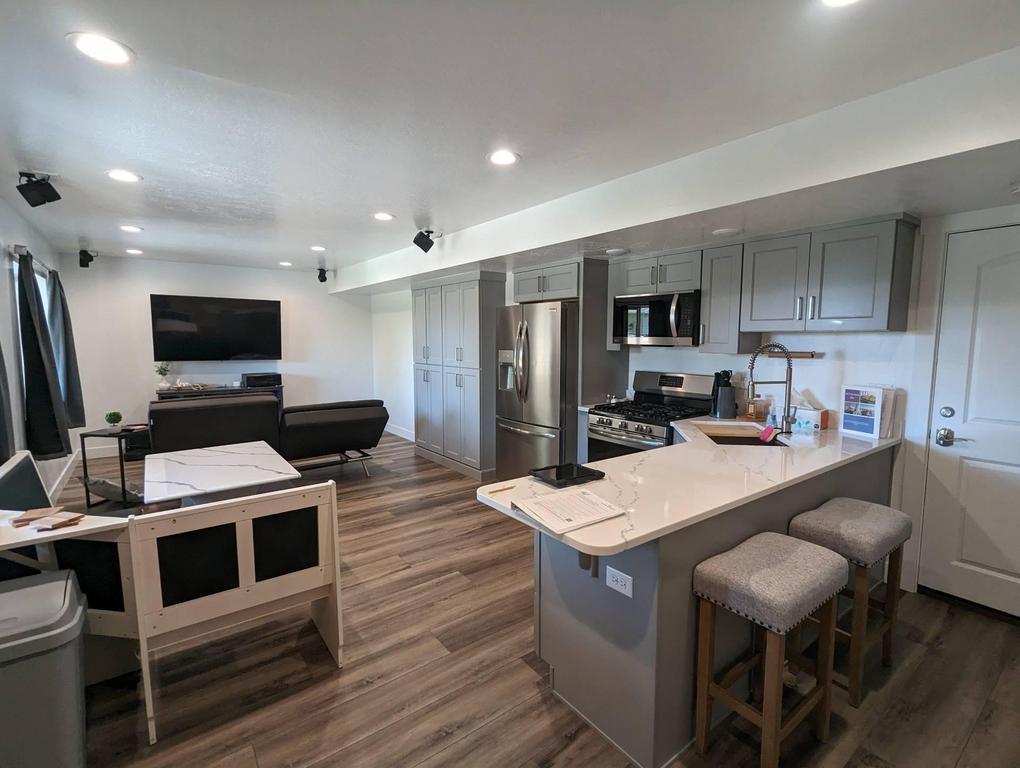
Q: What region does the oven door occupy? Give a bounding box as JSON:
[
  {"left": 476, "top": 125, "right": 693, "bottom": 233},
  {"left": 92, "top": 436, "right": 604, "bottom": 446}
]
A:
[
  {"left": 612, "top": 291, "right": 700, "bottom": 346},
  {"left": 587, "top": 425, "right": 665, "bottom": 461}
]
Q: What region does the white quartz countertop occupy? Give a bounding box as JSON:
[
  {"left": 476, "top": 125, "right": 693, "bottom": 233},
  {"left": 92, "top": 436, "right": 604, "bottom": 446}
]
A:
[
  {"left": 476, "top": 420, "right": 900, "bottom": 556},
  {"left": 144, "top": 441, "right": 300, "bottom": 503}
]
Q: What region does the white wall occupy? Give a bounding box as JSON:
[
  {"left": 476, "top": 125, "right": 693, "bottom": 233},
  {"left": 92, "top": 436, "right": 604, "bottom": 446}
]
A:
[
  {"left": 59, "top": 256, "right": 374, "bottom": 439},
  {"left": 369, "top": 290, "right": 414, "bottom": 439}
]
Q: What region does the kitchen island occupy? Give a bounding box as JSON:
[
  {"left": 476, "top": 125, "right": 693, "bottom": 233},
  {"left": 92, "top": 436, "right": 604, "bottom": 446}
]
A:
[{"left": 477, "top": 420, "right": 900, "bottom": 768}]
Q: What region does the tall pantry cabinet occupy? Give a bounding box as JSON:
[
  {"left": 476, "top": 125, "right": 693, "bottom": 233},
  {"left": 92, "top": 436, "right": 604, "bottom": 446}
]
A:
[{"left": 412, "top": 271, "right": 505, "bottom": 479}]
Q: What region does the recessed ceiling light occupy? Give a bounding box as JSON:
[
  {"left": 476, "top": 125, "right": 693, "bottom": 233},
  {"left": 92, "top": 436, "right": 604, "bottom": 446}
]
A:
[
  {"left": 66, "top": 32, "right": 134, "bottom": 64},
  {"left": 107, "top": 168, "right": 141, "bottom": 183},
  {"left": 373, "top": 212, "right": 394, "bottom": 222},
  {"left": 310, "top": 245, "right": 326, "bottom": 252},
  {"left": 119, "top": 224, "right": 143, "bottom": 233},
  {"left": 125, "top": 249, "right": 143, "bottom": 255},
  {"left": 489, "top": 149, "right": 519, "bottom": 166},
  {"left": 279, "top": 261, "right": 293, "bottom": 267},
  {"left": 821, "top": 0, "right": 861, "bottom": 7},
  {"left": 711, "top": 227, "right": 742, "bottom": 237}
]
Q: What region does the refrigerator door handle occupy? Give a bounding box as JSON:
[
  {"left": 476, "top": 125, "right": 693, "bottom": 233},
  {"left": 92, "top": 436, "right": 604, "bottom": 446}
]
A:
[
  {"left": 521, "top": 320, "right": 530, "bottom": 402},
  {"left": 513, "top": 321, "right": 524, "bottom": 400},
  {"left": 498, "top": 422, "right": 557, "bottom": 440}
]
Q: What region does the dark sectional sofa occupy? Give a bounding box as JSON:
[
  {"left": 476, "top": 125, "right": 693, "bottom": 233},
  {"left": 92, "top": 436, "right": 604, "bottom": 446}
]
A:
[{"left": 148, "top": 395, "right": 389, "bottom": 467}]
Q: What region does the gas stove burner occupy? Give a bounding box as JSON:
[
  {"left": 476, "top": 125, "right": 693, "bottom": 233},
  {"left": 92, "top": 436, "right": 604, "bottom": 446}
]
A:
[{"left": 591, "top": 400, "right": 708, "bottom": 426}]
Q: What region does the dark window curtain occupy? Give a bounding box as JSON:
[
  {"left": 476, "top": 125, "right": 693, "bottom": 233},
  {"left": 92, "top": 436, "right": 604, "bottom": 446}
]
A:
[
  {"left": 0, "top": 340, "right": 14, "bottom": 463},
  {"left": 47, "top": 271, "right": 85, "bottom": 428},
  {"left": 17, "top": 252, "right": 71, "bottom": 459}
]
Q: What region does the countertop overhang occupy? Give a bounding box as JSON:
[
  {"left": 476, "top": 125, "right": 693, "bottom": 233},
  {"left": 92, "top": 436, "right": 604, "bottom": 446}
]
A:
[{"left": 476, "top": 420, "right": 900, "bottom": 556}]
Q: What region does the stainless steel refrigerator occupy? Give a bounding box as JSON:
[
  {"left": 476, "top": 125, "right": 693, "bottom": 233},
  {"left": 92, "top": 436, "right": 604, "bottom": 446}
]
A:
[{"left": 495, "top": 301, "right": 578, "bottom": 479}]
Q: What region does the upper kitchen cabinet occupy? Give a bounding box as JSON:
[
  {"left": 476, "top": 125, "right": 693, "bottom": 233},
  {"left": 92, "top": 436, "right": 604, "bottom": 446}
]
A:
[
  {"left": 699, "top": 244, "right": 761, "bottom": 354},
  {"left": 442, "top": 281, "right": 480, "bottom": 368},
  {"left": 513, "top": 262, "right": 579, "bottom": 303},
  {"left": 617, "top": 256, "right": 659, "bottom": 295},
  {"left": 412, "top": 286, "right": 443, "bottom": 364},
  {"left": 656, "top": 249, "right": 702, "bottom": 292},
  {"left": 740, "top": 234, "right": 812, "bottom": 332},
  {"left": 805, "top": 220, "right": 914, "bottom": 332},
  {"left": 739, "top": 219, "right": 915, "bottom": 333}
]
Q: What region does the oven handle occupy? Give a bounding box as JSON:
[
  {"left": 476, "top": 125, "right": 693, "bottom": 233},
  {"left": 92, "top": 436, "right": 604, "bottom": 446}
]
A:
[
  {"left": 588, "top": 426, "right": 665, "bottom": 450},
  {"left": 669, "top": 292, "right": 679, "bottom": 338}
]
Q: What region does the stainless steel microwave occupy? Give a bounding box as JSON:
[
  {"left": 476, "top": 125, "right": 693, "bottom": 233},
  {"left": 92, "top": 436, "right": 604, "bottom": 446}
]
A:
[{"left": 612, "top": 290, "right": 701, "bottom": 346}]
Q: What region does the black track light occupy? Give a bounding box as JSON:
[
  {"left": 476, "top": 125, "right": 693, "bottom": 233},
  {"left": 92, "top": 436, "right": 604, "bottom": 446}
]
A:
[
  {"left": 17, "top": 172, "right": 61, "bottom": 207},
  {"left": 317, "top": 268, "right": 327, "bottom": 283},
  {"left": 413, "top": 230, "right": 435, "bottom": 253},
  {"left": 78, "top": 249, "right": 95, "bottom": 268}
]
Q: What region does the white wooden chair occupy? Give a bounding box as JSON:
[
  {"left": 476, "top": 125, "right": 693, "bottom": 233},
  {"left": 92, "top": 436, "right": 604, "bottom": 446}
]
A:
[{"left": 127, "top": 480, "right": 342, "bottom": 744}]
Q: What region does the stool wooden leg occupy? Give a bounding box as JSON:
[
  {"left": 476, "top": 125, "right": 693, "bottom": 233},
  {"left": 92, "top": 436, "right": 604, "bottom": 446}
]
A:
[
  {"left": 695, "top": 599, "right": 717, "bottom": 755},
  {"left": 787, "top": 623, "right": 802, "bottom": 667},
  {"left": 761, "top": 630, "right": 786, "bottom": 768},
  {"left": 883, "top": 546, "right": 903, "bottom": 667},
  {"left": 848, "top": 562, "right": 870, "bottom": 707},
  {"left": 751, "top": 624, "right": 766, "bottom": 705},
  {"left": 814, "top": 597, "right": 837, "bottom": 742}
]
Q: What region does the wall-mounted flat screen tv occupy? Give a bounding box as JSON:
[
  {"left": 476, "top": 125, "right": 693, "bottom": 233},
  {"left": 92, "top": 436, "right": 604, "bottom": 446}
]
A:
[{"left": 150, "top": 294, "right": 282, "bottom": 361}]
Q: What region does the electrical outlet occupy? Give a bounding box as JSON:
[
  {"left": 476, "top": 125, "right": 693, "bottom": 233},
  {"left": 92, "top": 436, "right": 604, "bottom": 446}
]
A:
[{"left": 606, "top": 566, "right": 633, "bottom": 598}]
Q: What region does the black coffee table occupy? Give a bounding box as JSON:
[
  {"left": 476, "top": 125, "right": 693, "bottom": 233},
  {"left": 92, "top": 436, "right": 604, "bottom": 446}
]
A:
[{"left": 79, "top": 426, "right": 148, "bottom": 508}]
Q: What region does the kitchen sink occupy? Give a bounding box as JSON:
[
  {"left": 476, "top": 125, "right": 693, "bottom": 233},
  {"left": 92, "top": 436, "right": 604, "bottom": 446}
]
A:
[{"left": 707, "top": 435, "right": 786, "bottom": 447}]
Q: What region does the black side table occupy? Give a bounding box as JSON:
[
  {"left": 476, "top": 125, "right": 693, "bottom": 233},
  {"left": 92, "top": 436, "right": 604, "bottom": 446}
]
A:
[{"left": 80, "top": 426, "right": 148, "bottom": 508}]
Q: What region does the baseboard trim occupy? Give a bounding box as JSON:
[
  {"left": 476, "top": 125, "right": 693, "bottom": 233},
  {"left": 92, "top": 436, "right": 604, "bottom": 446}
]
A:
[
  {"left": 414, "top": 446, "right": 496, "bottom": 482},
  {"left": 385, "top": 424, "right": 414, "bottom": 441}
]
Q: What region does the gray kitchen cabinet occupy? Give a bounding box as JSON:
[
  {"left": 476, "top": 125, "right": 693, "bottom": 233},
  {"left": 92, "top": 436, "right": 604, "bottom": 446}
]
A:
[
  {"left": 656, "top": 249, "right": 702, "bottom": 292},
  {"left": 740, "top": 234, "right": 812, "bottom": 332},
  {"left": 618, "top": 256, "right": 659, "bottom": 295},
  {"left": 805, "top": 220, "right": 914, "bottom": 332},
  {"left": 699, "top": 244, "right": 761, "bottom": 354},
  {"left": 513, "top": 262, "right": 579, "bottom": 302},
  {"left": 441, "top": 282, "right": 480, "bottom": 367},
  {"left": 443, "top": 368, "right": 480, "bottom": 468},
  {"left": 412, "top": 286, "right": 444, "bottom": 363},
  {"left": 414, "top": 364, "right": 444, "bottom": 454}
]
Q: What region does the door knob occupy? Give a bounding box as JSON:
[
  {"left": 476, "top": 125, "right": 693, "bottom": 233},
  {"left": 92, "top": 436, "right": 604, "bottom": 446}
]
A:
[{"left": 935, "top": 427, "right": 974, "bottom": 447}]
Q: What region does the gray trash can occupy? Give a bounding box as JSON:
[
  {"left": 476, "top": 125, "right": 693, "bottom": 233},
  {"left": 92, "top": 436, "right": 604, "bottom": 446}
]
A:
[{"left": 0, "top": 570, "right": 87, "bottom": 768}]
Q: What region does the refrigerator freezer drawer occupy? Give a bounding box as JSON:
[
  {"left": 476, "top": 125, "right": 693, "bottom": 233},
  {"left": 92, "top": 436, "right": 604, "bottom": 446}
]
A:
[{"left": 495, "top": 418, "right": 562, "bottom": 480}]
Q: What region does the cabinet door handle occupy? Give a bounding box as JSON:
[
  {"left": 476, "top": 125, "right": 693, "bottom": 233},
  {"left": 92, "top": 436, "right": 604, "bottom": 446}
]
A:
[
  {"left": 422, "top": 345, "right": 427, "bottom": 360},
  {"left": 699, "top": 323, "right": 706, "bottom": 346},
  {"left": 651, "top": 266, "right": 657, "bottom": 286},
  {"left": 659, "top": 264, "right": 665, "bottom": 284},
  {"left": 795, "top": 297, "right": 804, "bottom": 321},
  {"left": 808, "top": 295, "right": 817, "bottom": 320}
]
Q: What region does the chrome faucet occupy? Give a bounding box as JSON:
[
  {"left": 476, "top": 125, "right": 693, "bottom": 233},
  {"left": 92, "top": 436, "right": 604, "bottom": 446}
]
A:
[{"left": 747, "top": 342, "right": 795, "bottom": 433}]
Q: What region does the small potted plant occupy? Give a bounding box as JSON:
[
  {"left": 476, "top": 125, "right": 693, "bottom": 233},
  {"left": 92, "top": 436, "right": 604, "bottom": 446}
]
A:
[
  {"left": 155, "top": 361, "right": 172, "bottom": 390},
  {"left": 105, "top": 411, "right": 123, "bottom": 429}
]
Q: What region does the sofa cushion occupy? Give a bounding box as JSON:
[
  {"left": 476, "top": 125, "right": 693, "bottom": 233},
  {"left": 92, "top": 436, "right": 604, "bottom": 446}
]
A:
[
  {"left": 789, "top": 497, "right": 912, "bottom": 566},
  {"left": 280, "top": 403, "right": 388, "bottom": 460}
]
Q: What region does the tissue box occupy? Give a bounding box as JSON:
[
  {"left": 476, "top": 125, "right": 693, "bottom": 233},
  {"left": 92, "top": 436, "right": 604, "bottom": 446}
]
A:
[{"left": 793, "top": 407, "right": 829, "bottom": 432}]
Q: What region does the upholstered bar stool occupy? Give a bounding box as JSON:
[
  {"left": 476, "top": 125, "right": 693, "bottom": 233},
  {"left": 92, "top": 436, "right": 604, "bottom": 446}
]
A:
[
  {"left": 788, "top": 498, "right": 912, "bottom": 707},
  {"left": 693, "top": 532, "right": 847, "bottom": 768}
]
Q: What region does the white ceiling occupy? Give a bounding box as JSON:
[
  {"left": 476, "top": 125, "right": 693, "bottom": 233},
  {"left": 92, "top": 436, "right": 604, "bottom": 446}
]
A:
[{"left": 3, "top": 0, "right": 1020, "bottom": 272}]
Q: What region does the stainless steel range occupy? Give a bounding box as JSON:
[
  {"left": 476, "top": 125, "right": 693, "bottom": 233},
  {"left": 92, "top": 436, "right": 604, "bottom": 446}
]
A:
[{"left": 587, "top": 371, "right": 714, "bottom": 461}]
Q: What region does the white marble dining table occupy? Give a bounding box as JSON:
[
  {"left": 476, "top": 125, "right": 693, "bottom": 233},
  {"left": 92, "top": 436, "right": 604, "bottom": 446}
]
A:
[{"left": 143, "top": 441, "right": 301, "bottom": 504}]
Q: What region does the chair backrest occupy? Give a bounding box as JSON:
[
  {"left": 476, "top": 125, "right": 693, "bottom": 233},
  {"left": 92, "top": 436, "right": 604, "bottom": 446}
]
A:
[
  {"left": 128, "top": 480, "right": 340, "bottom": 649},
  {"left": 0, "top": 450, "right": 52, "bottom": 510}
]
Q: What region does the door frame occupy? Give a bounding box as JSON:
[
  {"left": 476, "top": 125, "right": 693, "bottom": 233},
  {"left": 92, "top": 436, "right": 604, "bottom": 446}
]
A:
[{"left": 899, "top": 202, "right": 1020, "bottom": 592}]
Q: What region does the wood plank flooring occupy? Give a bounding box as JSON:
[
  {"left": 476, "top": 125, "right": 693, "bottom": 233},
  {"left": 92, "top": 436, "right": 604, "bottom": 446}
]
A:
[{"left": 69, "top": 435, "right": 1019, "bottom": 768}]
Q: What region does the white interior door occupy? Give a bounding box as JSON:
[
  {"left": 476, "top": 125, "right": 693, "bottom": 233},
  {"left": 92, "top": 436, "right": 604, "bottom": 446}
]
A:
[{"left": 920, "top": 225, "right": 1020, "bottom": 616}]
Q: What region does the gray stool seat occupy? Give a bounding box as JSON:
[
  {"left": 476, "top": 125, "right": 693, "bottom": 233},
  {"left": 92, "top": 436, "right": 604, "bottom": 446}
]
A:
[
  {"left": 693, "top": 532, "right": 847, "bottom": 635},
  {"left": 789, "top": 497, "right": 911, "bottom": 566}
]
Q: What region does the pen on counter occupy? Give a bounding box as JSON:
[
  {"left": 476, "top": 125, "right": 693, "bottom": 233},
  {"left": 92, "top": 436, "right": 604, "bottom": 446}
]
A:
[{"left": 487, "top": 485, "right": 516, "bottom": 495}]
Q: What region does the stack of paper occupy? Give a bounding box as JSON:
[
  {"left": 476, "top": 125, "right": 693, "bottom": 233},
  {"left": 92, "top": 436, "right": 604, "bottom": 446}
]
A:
[
  {"left": 11, "top": 506, "right": 85, "bottom": 531},
  {"left": 511, "top": 487, "right": 625, "bottom": 534}
]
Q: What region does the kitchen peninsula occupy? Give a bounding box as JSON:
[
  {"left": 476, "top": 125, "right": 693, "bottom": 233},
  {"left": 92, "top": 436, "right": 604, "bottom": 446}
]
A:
[{"left": 477, "top": 420, "right": 900, "bottom": 768}]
